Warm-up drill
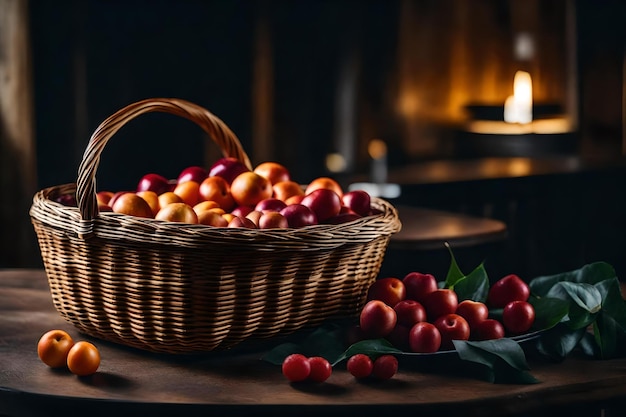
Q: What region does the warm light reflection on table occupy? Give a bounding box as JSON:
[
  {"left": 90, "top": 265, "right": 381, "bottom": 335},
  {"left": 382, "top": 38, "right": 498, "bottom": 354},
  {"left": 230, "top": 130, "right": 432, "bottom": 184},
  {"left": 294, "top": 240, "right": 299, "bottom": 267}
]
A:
[{"left": 465, "top": 117, "right": 573, "bottom": 135}]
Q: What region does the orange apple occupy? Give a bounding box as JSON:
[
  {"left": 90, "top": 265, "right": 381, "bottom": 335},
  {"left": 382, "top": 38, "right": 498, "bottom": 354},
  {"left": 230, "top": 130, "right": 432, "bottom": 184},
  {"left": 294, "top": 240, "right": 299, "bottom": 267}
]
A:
[
  {"left": 222, "top": 213, "right": 236, "bottom": 223},
  {"left": 253, "top": 161, "right": 291, "bottom": 185},
  {"left": 96, "top": 191, "right": 114, "bottom": 207},
  {"left": 193, "top": 200, "right": 220, "bottom": 215},
  {"left": 245, "top": 210, "right": 263, "bottom": 226},
  {"left": 136, "top": 190, "right": 160, "bottom": 216},
  {"left": 285, "top": 194, "right": 305, "bottom": 205},
  {"left": 173, "top": 180, "right": 202, "bottom": 207},
  {"left": 37, "top": 329, "right": 75, "bottom": 368},
  {"left": 199, "top": 176, "right": 235, "bottom": 212},
  {"left": 111, "top": 192, "right": 154, "bottom": 218},
  {"left": 155, "top": 202, "right": 198, "bottom": 224},
  {"left": 305, "top": 177, "right": 343, "bottom": 197},
  {"left": 273, "top": 180, "right": 305, "bottom": 202},
  {"left": 230, "top": 171, "right": 273, "bottom": 207},
  {"left": 198, "top": 210, "right": 229, "bottom": 227},
  {"left": 158, "top": 191, "right": 183, "bottom": 209}
]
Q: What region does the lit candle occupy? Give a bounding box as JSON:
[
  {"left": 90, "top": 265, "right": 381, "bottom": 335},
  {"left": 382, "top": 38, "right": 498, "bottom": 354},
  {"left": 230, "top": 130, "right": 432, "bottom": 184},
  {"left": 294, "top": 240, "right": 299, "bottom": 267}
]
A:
[{"left": 503, "top": 71, "right": 533, "bottom": 124}]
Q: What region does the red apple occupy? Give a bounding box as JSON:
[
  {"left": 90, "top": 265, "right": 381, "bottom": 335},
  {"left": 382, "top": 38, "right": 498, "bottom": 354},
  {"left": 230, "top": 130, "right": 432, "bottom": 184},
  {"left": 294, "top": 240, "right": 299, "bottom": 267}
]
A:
[
  {"left": 227, "top": 216, "right": 257, "bottom": 228},
  {"left": 55, "top": 194, "right": 77, "bottom": 206},
  {"left": 455, "top": 300, "right": 489, "bottom": 330},
  {"left": 423, "top": 289, "right": 458, "bottom": 321},
  {"left": 372, "top": 355, "right": 398, "bottom": 380},
  {"left": 253, "top": 161, "right": 291, "bottom": 185},
  {"left": 280, "top": 204, "right": 318, "bottom": 228},
  {"left": 403, "top": 272, "right": 438, "bottom": 303},
  {"left": 137, "top": 173, "right": 171, "bottom": 195},
  {"left": 433, "top": 313, "right": 470, "bottom": 350},
  {"left": 177, "top": 166, "right": 208, "bottom": 184},
  {"left": 230, "top": 171, "right": 273, "bottom": 207},
  {"left": 487, "top": 274, "right": 530, "bottom": 308},
  {"left": 386, "top": 324, "right": 411, "bottom": 351},
  {"left": 393, "top": 299, "right": 427, "bottom": 327},
  {"left": 341, "top": 190, "right": 371, "bottom": 216},
  {"left": 324, "top": 212, "right": 362, "bottom": 224},
  {"left": 472, "top": 319, "right": 505, "bottom": 341},
  {"left": 408, "top": 322, "right": 441, "bottom": 353},
  {"left": 209, "top": 157, "right": 250, "bottom": 184},
  {"left": 258, "top": 211, "right": 289, "bottom": 229},
  {"left": 359, "top": 300, "right": 397, "bottom": 339},
  {"left": 300, "top": 188, "right": 342, "bottom": 222},
  {"left": 367, "top": 277, "right": 406, "bottom": 307},
  {"left": 502, "top": 300, "right": 535, "bottom": 335},
  {"left": 255, "top": 198, "right": 287, "bottom": 213},
  {"left": 231, "top": 205, "right": 254, "bottom": 217},
  {"left": 345, "top": 325, "right": 367, "bottom": 347}
]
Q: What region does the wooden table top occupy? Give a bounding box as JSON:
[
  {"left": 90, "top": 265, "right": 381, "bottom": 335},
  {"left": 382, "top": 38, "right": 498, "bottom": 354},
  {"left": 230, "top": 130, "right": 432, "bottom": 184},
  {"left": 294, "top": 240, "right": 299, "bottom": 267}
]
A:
[
  {"left": 390, "top": 206, "right": 508, "bottom": 250},
  {"left": 1, "top": 269, "right": 625, "bottom": 417}
]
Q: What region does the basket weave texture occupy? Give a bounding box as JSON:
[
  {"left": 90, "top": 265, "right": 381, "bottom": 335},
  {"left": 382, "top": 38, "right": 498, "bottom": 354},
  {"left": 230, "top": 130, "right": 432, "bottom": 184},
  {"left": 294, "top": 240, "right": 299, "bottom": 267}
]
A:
[{"left": 30, "top": 98, "right": 402, "bottom": 354}]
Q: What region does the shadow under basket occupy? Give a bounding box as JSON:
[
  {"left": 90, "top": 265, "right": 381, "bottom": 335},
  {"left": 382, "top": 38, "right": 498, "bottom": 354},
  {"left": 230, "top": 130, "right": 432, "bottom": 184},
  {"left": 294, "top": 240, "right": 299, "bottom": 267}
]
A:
[{"left": 29, "top": 98, "right": 402, "bottom": 354}]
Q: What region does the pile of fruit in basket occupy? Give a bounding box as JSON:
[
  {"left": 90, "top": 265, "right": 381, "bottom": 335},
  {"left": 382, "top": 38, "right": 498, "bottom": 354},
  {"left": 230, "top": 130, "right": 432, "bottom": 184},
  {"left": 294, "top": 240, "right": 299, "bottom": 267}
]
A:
[{"left": 58, "top": 157, "right": 377, "bottom": 229}]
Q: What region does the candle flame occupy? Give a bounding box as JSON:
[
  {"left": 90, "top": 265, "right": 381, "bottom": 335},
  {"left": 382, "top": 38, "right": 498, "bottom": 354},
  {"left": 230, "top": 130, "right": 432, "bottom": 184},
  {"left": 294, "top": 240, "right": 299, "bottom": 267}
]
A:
[{"left": 504, "top": 71, "right": 533, "bottom": 124}]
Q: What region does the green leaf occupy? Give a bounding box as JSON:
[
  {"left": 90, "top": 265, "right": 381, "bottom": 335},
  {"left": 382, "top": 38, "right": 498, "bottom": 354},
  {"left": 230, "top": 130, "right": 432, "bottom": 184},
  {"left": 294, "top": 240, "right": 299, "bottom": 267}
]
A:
[
  {"left": 529, "top": 295, "right": 570, "bottom": 331},
  {"left": 591, "top": 278, "right": 626, "bottom": 359},
  {"left": 553, "top": 282, "right": 603, "bottom": 313},
  {"left": 452, "top": 262, "right": 490, "bottom": 303},
  {"left": 444, "top": 242, "right": 465, "bottom": 288},
  {"left": 530, "top": 262, "right": 616, "bottom": 297},
  {"left": 535, "top": 324, "right": 586, "bottom": 362},
  {"left": 261, "top": 323, "right": 348, "bottom": 365},
  {"left": 596, "top": 278, "right": 626, "bottom": 327},
  {"left": 261, "top": 342, "right": 302, "bottom": 366},
  {"left": 579, "top": 331, "right": 601, "bottom": 357},
  {"left": 332, "top": 338, "right": 403, "bottom": 366},
  {"left": 454, "top": 339, "right": 538, "bottom": 384},
  {"left": 546, "top": 281, "right": 601, "bottom": 329}
]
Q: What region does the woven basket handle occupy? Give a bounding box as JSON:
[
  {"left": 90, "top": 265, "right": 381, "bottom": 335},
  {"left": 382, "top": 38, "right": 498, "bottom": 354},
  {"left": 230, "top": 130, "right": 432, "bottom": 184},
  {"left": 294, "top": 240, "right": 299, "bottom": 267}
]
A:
[{"left": 76, "top": 98, "right": 252, "bottom": 221}]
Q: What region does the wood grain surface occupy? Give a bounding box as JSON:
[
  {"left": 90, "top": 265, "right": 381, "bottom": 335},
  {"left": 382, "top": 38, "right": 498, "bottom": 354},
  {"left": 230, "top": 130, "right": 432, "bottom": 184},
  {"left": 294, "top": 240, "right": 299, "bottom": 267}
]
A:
[{"left": 1, "top": 269, "right": 625, "bottom": 417}]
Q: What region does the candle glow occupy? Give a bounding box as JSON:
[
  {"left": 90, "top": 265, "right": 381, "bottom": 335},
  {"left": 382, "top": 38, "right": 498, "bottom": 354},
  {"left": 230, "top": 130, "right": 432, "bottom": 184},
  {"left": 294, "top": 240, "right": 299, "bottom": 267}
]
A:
[{"left": 504, "top": 71, "right": 533, "bottom": 124}]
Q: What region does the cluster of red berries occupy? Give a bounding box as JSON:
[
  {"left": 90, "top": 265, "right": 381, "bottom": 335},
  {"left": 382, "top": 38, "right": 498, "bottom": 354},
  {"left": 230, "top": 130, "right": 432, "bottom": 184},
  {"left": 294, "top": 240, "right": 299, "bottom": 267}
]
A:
[{"left": 281, "top": 353, "right": 399, "bottom": 383}]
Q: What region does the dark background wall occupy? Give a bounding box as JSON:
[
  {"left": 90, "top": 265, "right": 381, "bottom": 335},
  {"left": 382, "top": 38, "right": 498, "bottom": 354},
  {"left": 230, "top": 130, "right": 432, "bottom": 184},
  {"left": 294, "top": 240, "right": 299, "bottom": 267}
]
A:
[{"left": 3, "top": 0, "right": 625, "bottom": 282}]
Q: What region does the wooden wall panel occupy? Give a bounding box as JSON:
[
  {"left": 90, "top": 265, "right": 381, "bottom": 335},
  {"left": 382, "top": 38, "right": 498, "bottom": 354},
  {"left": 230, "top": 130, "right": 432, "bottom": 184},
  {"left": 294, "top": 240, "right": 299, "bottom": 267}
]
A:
[{"left": 0, "top": 0, "right": 39, "bottom": 267}]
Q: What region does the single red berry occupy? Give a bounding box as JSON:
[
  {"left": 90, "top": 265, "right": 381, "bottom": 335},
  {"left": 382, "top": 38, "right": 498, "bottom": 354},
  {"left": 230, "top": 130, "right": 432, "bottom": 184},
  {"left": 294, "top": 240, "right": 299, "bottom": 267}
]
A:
[
  {"left": 372, "top": 355, "right": 398, "bottom": 380},
  {"left": 308, "top": 356, "right": 332, "bottom": 383},
  {"left": 282, "top": 353, "right": 311, "bottom": 382},
  {"left": 346, "top": 353, "right": 373, "bottom": 379}
]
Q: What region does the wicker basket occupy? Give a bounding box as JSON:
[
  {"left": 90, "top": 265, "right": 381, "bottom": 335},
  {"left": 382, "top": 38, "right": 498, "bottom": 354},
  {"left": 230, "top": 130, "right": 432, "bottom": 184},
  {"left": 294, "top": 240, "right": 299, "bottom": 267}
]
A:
[{"left": 30, "top": 98, "right": 402, "bottom": 354}]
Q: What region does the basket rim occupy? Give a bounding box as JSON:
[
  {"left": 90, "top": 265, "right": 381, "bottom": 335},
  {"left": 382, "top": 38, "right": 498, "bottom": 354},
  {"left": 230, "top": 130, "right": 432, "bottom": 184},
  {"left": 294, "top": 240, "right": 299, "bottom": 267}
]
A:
[{"left": 31, "top": 182, "right": 402, "bottom": 250}]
